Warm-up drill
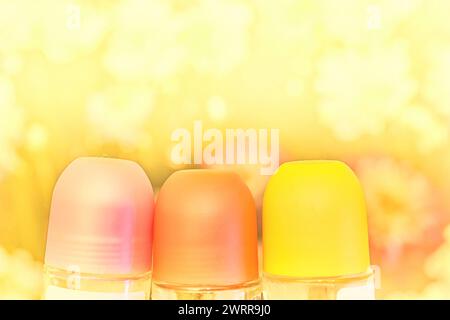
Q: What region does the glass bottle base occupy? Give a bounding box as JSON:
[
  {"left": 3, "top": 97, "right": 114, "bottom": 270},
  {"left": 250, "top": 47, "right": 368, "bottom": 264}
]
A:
[
  {"left": 263, "top": 269, "right": 375, "bottom": 300},
  {"left": 43, "top": 265, "right": 151, "bottom": 300},
  {"left": 151, "top": 280, "right": 262, "bottom": 300}
]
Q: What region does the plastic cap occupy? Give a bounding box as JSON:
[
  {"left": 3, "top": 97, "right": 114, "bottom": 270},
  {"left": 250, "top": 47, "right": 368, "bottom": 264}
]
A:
[
  {"left": 263, "top": 160, "right": 370, "bottom": 278},
  {"left": 45, "top": 157, "right": 154, "bottom": 275},
  {"left": 153, "top": 170, "right": 259, "bottom": 286}
]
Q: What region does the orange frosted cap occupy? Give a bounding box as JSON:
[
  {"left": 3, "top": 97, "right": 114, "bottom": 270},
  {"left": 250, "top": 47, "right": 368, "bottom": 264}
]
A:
[
  {"left": 45, "top": 157, "right": 154, "bottom": 275},
  {"left": 153, "top": 169, "right": 259, "bottom": 286}
]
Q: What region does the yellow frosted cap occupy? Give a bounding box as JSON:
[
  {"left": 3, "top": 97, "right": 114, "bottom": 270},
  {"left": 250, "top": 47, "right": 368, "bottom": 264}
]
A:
[{"left": 263, "top": 160, "right": 371, "bottom": 278}]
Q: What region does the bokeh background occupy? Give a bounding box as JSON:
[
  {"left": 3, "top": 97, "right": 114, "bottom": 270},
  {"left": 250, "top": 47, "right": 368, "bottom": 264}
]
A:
[{"left": 1, "top": 0, "right": 450, "bottom": 299}]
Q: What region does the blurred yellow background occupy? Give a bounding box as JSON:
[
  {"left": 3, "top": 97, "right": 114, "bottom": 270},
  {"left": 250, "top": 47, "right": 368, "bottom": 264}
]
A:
[{"left": 1, "top": 0, "right": 450, "bottom": 299}]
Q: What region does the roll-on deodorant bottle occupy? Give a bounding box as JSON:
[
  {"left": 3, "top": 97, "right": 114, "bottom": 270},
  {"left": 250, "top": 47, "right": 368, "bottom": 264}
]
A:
[
  {"left": 151, "top": 170, "right": 260, "bottom": 300},
  {"left": 263, "top": 160, "right": 375, "bottom": 300},
  {"left": 43, "top": 157, "right": 154, "bottom": 300}
]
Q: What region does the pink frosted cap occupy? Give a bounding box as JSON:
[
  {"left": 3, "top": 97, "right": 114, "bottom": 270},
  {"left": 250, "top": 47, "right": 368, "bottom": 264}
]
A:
[{"left": 45, "top": 157, "right": 154, "bottom": 275}]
